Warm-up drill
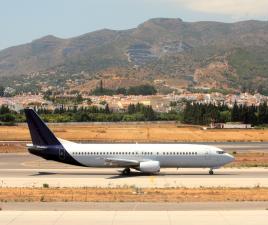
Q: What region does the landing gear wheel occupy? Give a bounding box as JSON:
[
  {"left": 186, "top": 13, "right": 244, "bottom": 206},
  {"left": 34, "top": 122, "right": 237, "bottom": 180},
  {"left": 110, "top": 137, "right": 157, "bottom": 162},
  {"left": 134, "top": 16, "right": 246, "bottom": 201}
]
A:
[
  {"left": 209, "top": 169, "right": 214, "bottom": 175},
  {"left": 122, "top": 168, "right": 131, "bottom": 176}
]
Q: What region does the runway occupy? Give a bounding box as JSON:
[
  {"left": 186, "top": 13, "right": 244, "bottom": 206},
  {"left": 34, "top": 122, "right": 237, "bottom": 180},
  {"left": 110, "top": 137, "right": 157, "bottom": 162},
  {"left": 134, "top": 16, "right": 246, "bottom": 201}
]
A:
[
  {"left": 0, "top": 153, "right": 268, "bottom": 188},
  {"left": 1, "top": 211, "right": 268, "bottom": 225},
  {"left": 1, "top": 202, "right": 268, "bottom": 211}
]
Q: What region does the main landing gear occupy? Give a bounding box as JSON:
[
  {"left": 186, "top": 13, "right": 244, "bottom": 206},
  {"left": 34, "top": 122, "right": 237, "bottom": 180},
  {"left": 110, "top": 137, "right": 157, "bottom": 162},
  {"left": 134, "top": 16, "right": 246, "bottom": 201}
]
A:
[
  {"left": 209, "top": 169, "right": 214, "bottom": 175},
  {"left": 122, "top": 168, "right": 131, "bottom": 176}
]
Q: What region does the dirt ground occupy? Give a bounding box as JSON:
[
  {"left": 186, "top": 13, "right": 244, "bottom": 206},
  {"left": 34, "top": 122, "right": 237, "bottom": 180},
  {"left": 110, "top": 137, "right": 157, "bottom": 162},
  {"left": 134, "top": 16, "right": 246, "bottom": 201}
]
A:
[
  {"left": 0, "top": 187, "right": 267, "bottom": 203},
  {"left": 1, "top": 123, "right": 268, "bottom": 142}
]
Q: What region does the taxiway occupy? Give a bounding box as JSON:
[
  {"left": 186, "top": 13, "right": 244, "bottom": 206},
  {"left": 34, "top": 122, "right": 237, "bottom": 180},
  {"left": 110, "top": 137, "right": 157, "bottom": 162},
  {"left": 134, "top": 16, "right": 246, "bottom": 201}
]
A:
[{"left": 1, "top": 211, "right": 268, "bottom": 225}]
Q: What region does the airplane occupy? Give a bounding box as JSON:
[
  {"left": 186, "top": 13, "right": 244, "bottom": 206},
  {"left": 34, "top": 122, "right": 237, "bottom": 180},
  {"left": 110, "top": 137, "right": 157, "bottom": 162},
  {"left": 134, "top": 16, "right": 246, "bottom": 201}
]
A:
[{"left": 25, "top": 108, "right": 234, "bottom": 175}]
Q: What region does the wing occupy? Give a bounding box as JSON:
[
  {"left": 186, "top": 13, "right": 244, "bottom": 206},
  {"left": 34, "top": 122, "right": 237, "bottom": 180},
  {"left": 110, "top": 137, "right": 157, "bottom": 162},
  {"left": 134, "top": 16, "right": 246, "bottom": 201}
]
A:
[{"left": 104, "top": 158, "right": 140, "bottom": 167}]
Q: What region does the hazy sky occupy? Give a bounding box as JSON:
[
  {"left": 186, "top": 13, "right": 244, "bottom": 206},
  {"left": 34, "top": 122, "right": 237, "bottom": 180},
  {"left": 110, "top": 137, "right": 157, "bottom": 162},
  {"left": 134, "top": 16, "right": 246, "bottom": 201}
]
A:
[{"left": 0, "top": 0, "right": 267, "bottom": 50}]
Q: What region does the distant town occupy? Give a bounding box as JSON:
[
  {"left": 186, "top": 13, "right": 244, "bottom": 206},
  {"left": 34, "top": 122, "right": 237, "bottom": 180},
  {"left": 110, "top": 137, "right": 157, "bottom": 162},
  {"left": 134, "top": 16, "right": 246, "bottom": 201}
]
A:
[{"left": 0, "top": 89, "right": 267, "bottom": 113}]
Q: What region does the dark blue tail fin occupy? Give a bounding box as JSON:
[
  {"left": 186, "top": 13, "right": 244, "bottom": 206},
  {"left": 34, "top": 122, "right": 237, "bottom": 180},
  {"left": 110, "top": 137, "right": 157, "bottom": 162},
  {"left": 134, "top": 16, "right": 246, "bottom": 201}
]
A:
[{"left": 24, "top": 108, "right": 61, "bottom": 146}]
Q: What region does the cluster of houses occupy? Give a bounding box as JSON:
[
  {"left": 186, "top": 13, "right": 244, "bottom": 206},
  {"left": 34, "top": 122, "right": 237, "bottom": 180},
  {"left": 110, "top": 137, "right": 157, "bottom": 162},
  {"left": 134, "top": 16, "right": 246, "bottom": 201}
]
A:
[{"left": 1, "top": 92, "right": 268, "bottom": 114}]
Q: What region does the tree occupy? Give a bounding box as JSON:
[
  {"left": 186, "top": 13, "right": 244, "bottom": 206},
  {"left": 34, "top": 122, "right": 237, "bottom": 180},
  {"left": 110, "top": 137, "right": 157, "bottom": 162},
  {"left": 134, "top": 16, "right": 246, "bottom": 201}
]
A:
[
  {"left": 231, "top": 101, "right": 240, "bottom": 122},
  {"left": 0, "top": 86, "right": 4, "bottom": 97},
  {"left": 127, "top": 104, "right": 136, "bottom": 114},
  {"left": 104, "top": 104, "right": 110, "bottom": 114},
  {"left": 142, "top": 106, "right": 156, "bottom": 121},
  {"left": 258, "top": 102, "right": 268, "bottom": 124},
  {"left": 127, "top": 85, "right": 157, "bottom": 96},
  {"left": 0, "top": 105, "right": 11, "bottom": 114},
  {"left": 99, "top": 80, "right": 104, "bottom": 93},
  {"left": 116, "top": 88, "right": 127, "bottom": 95},
  {"left": 0, "top": 113, "right": 15, "bottom": 123},
  {"left": 75, "top": 94, "right": 83, "bottom": 104},
  {"left": 219, "top": 111, "right": 231, "bottom": 123}
]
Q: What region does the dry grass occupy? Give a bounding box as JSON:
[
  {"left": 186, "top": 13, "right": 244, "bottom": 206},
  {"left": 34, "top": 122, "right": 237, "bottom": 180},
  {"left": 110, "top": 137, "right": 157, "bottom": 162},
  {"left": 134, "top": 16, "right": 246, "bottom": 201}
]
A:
[
  {"left": 1, "top": 124, "right": 268, "bottom": 142},
  {"left": 0, "top": 187, "right": 267, "bottom": 202},
  {"left": 0, "top": 142, "right": 26, "bottom": 153},
  {"left": 227, "top": 152, "right": 268, "bottom": 167}
]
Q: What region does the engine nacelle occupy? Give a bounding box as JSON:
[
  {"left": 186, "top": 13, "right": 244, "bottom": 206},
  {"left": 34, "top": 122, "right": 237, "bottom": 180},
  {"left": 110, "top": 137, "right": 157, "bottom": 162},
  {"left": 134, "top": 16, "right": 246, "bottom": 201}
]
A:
[{"left": 139, "top": 161, "right": 160, "bottom": 173}]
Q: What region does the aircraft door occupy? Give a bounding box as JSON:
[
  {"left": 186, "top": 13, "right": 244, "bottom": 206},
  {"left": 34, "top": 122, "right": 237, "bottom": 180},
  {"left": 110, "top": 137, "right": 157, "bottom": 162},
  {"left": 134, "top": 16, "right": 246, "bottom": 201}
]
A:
[{"left": 205, "top": 148, "right": 212, "bottom": 161}]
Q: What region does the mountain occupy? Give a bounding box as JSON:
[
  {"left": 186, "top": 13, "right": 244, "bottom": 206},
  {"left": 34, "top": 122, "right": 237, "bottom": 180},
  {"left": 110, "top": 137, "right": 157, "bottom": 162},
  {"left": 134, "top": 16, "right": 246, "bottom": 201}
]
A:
[{"left": 0, "top": 18, "right": 268, "bottom": 94}]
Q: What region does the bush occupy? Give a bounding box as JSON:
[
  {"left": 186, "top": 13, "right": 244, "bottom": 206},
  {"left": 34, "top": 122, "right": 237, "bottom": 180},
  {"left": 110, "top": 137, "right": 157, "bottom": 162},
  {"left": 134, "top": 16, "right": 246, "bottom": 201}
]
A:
[
  {"left": 0, "top": 114, "right": 16, "bottom": 122},
  {"left": 43, "top": 183, "right": 49, "bottom": 188}
]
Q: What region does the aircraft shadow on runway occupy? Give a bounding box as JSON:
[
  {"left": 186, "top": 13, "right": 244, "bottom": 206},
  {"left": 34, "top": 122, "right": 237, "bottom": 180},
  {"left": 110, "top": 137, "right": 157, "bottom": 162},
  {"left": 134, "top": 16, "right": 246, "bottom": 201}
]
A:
[
  {"left": 30, "top": 171, "right": 237, "bottom": 179},
  {"left": 107, "top": 173, "right": 236, "bottom": 179}
]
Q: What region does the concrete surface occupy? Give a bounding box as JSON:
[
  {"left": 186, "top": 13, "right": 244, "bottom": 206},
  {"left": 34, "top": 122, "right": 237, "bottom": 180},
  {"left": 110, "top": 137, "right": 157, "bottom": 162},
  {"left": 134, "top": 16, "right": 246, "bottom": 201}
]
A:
[
  {"left": 0, "top": 153, "right": 268, "bottom": 188},
  {"left": 1, "top": 211, "right": 268, "bottom": 225},
  {"left": 0, "top": 167, "right": 267, "bottom": 188},
  {"left": 1, "top": 202, "right": 268, "bottom": 211}
]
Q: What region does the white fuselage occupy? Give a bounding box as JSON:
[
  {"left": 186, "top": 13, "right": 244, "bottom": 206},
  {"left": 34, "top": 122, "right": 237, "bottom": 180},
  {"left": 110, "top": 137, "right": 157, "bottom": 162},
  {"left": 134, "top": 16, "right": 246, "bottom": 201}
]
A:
[{"left": 60, "top": 141, "right": 234, "bottom": 169}]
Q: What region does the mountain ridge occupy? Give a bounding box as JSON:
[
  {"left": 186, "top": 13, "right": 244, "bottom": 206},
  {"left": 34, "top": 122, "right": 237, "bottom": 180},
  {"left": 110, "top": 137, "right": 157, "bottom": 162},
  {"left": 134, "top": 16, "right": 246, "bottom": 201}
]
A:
[{"left": 0, "top": 18, "right": 268, "bottom": 94}]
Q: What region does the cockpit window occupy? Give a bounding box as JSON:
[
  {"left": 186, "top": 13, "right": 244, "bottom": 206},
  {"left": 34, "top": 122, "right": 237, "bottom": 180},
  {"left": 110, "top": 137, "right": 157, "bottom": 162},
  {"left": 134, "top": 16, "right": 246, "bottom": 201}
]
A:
[{"left": 216, "top": 150, "right": 225, "bottom": 154}]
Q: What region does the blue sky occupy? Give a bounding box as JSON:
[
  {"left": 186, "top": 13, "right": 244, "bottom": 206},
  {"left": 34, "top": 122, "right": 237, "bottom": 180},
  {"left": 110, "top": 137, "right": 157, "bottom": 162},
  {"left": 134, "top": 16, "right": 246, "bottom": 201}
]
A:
[{"left": 0, "top": 0, "right": 267, "bottom": 50}]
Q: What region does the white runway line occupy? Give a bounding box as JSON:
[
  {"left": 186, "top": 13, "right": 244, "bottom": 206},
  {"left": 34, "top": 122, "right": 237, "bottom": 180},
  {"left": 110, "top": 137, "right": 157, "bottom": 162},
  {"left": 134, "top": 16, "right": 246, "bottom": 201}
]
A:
[{"left": 1, "top": 211, "right": 268, "bottom": 225}]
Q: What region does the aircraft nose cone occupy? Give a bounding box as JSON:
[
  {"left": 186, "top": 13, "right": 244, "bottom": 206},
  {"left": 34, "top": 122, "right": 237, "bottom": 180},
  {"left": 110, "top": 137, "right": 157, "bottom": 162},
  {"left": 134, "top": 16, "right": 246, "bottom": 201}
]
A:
[{"left": 227, "top": 154, "right": 235, "bottom": 163}]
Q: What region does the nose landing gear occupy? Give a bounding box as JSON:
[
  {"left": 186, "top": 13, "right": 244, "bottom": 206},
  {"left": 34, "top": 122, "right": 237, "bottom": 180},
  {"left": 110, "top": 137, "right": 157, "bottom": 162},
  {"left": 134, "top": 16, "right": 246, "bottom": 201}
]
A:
[{"left": 209, "top": 169, "right": 214, "bottom": 175}]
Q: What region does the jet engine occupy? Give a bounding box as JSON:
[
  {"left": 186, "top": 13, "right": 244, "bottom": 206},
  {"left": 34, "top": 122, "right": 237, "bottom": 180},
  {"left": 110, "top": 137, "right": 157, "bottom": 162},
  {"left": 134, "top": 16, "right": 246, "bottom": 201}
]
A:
[{"left": 139, "top": 161, "right": 160, "bottom": 173}]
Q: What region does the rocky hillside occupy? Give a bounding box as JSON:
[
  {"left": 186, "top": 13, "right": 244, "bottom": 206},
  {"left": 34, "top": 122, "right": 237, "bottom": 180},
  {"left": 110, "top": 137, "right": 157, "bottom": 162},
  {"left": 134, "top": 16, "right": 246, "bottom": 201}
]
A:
[{"left": 0, "top": 18, "right": 268, "bottom": 94}]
